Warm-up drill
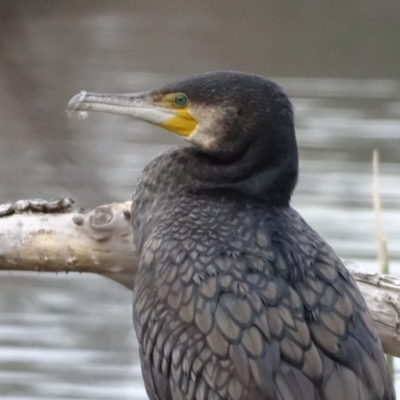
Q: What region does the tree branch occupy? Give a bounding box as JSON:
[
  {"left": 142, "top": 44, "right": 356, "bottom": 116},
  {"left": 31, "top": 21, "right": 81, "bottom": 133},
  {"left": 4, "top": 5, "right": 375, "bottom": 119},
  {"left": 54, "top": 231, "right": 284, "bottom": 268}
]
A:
[
  {"left": 1, "top": 200, "right": 399, "bottom": 356},
  {"left": 0, "top": 199, "right": 137, "bottom": 289}
]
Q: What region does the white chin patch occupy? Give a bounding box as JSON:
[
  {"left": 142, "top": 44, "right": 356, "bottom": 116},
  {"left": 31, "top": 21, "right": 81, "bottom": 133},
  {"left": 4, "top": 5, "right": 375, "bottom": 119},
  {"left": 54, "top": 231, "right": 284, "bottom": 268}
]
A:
[
  {"left": 189, "top": 126, "right": 218, "bottom": 150},
  {"left": 187, "top": 104, "right": 227, "bottom": 150}
]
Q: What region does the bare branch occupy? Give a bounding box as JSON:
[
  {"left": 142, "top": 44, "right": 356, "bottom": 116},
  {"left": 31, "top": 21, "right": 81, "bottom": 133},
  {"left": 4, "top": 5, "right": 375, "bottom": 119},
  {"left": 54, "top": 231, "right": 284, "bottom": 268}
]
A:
[
  {"left": 345, "top": 261, "right": 400, "bottom": 357},
  {"left": 0, "top": 200, "right": 136, "bottom": 289}
]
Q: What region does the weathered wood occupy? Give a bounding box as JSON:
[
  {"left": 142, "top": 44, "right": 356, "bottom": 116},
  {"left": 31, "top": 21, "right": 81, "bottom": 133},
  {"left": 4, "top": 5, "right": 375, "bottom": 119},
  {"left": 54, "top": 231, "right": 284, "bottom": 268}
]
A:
[
  {"left": 0, "top": 200, "right": 136, "bottom": 289},
  {"left": 345, "top": 261, "right": 400, "bottom": 358},
  {"left": 0, "top": 201, "right": 399, "bottom": 356}
]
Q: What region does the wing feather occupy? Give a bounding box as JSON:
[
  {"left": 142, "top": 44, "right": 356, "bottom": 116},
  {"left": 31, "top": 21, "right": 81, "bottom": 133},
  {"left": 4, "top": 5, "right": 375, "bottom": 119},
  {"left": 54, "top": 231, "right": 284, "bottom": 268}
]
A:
[{"left": 133, "top": 206, "right": 394, "bottom": 400}]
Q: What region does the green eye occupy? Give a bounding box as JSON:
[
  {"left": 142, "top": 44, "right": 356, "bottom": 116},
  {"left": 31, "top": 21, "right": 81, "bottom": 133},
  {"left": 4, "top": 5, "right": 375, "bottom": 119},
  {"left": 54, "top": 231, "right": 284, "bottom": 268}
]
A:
[{"left": 174, "top": 93, "right": 189, "bottom": 108}]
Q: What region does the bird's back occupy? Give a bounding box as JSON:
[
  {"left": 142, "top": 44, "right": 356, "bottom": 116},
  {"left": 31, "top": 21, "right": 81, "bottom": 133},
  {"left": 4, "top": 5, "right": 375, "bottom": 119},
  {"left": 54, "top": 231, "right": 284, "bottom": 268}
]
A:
[{"left": 132, "top": 178, "right": 394, "bottom": 400}]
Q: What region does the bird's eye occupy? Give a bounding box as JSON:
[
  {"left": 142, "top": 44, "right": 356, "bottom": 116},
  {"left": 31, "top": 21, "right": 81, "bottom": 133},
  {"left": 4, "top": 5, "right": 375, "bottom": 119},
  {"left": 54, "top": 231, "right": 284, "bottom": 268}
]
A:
[{"left": 173, "top": 93, "right": 189, "bottom": 108}]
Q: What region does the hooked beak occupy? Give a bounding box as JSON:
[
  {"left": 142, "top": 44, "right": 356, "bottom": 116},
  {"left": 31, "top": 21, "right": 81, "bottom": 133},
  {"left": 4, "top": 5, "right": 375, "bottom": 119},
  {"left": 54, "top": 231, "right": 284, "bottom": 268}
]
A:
[{"left": 67, "top": 91, "right": 197, "bottom": 137}]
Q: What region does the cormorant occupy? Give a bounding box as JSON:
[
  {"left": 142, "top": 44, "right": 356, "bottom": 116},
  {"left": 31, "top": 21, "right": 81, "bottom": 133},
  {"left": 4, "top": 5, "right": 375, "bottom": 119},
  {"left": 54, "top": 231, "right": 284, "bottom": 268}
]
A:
[{"left": 68, "top": 71, "right": 395, "bottom": 400}]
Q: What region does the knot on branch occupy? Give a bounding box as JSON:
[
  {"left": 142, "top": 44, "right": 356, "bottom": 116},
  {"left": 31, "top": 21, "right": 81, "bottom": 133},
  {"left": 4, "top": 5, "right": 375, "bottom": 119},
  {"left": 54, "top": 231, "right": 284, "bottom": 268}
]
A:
[{"left": 85, "top": 203, "right": 132, "bottom": 242}]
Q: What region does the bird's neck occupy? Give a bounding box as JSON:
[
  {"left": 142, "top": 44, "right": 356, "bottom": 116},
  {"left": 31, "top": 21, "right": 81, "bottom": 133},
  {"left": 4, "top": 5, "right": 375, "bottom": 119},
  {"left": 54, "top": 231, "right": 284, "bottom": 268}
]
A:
[{"left": 177, "top": 141, "right": 298, "bottom": 207}]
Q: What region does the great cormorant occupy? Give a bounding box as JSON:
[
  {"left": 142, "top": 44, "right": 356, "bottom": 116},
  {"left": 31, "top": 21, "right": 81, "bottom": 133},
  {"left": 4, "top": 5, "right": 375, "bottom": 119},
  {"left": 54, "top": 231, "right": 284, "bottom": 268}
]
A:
[{"left": 68, "top": 71, "right": 395, "bottom": 400}]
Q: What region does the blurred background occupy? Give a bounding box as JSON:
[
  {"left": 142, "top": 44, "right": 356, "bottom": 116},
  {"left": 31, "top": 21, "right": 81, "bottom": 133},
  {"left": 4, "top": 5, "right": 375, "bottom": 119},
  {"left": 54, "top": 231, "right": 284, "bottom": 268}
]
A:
[{"left": 0, "top": 1, "right": 399, "bottom": 398}]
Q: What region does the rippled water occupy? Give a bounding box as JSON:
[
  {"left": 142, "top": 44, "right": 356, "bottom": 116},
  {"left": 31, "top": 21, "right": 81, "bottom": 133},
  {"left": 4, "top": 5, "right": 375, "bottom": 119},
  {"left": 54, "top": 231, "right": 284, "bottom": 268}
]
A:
[{"left": 1, "top": 2, "right": 400, "bottom": 398}]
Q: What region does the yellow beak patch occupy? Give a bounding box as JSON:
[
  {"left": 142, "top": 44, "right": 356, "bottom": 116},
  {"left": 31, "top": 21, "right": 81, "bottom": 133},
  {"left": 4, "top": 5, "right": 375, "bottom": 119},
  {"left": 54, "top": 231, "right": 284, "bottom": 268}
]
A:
[{"left": 157, "top": 109, "right": 198, "bottom": 137}]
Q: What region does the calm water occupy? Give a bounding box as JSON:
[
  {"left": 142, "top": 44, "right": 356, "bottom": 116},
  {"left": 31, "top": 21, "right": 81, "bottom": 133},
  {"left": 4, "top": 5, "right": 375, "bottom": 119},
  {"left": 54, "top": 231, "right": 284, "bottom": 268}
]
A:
[{"left": 0, "top": 2, "right": 400, "bottom": 398}]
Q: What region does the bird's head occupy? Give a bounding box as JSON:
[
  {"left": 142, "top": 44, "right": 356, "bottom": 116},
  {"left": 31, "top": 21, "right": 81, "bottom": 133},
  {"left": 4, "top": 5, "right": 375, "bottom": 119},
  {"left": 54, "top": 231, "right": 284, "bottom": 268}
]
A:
[{"left": 67, "top": 71, "right": 296, "bottom": 164}]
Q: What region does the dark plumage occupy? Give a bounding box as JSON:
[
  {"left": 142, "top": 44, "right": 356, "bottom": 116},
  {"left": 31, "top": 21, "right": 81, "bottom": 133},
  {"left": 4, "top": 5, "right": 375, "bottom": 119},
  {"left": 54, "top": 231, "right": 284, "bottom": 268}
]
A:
[{"left": 68, "top": 71, "right": 395, "bottom": 400}]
